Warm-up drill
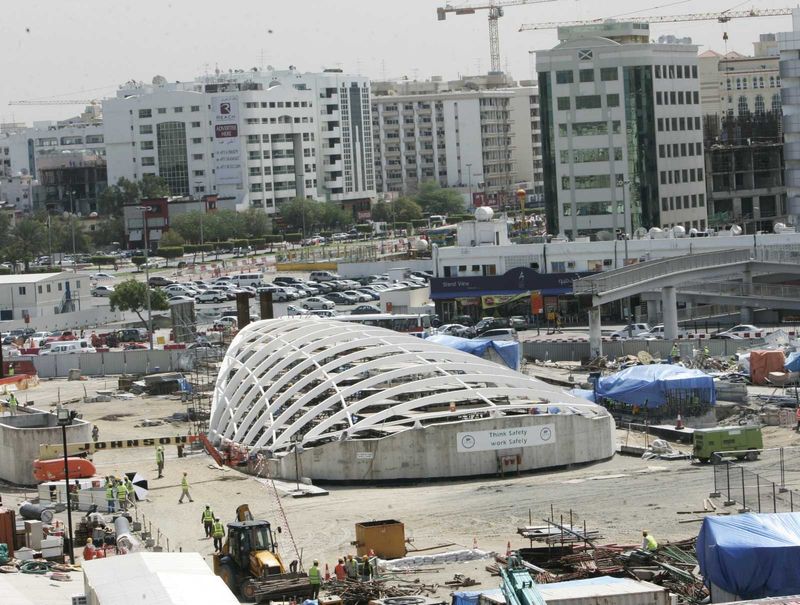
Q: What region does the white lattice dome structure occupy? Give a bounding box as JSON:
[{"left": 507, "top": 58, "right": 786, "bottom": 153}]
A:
[{"left": 208, "top": 318, "right": 615, "bottom": 481}]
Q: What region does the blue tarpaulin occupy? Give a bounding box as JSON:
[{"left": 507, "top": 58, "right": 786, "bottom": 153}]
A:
[
  {"left": 452, "top": 590, "right": 501, "bottom": 605},
  {"left": 697, "top": 512, "right": 800, "bottom": 599},
  {"left": 426, "top": 334, "right": 520, "bottom": 370},
  {"left": 591, "top": 364, "right": 715, "bottom": 408},
  {"left": 785, "top": 351, "right": 800, "bottom": 372}
]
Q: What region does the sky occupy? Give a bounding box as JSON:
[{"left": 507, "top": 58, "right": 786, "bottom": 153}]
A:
[{"left": 1, "top": 0, "right": 794, "bottom": 125}]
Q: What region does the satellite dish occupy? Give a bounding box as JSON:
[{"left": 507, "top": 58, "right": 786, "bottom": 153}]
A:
[
  {"left": 774, "top": 222, "right": 788, "bottom": 233},
  {"left": 475, "top": 206, "right": 494, "bottom": 221},
  {"left": 672, "top": 225, "right": 686, "bottom": 238},
  {"left": 633, "top": 227, "right": 648, "bottom": 239},
  {"left": 152, "top": 75, "right": 167, "bottom": 86}
]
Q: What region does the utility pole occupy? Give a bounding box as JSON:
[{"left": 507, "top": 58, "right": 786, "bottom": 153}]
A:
[{"left": 137, "top": 206, "right": 154, "bottom": 350}]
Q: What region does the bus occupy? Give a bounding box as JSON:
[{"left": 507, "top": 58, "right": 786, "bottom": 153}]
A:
[{"left": 332, "top": 313, "right": 433, "bottom": 337}]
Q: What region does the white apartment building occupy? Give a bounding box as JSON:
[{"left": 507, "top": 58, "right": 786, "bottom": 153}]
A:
[
  {"left": 103, "top": 69, "right": 375, "bottom": 215},
  {"left": 371, "top": 82, "right": 543, "bottom": 205},
  {"left": 537, "top": 21, "right": 707, "bottom": 240},
  {"left": 698, "top": 35, "right": 781, "bottom": 119},
  {"left": 780, "top": 9, "right": 800, "bottom": 222}
]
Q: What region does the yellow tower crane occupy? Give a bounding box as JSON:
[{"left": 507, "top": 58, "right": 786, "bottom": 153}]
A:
[
  {"left": 518, "top": 8, "right": 793, "bottom": 31},
  {"left": 437, "top": 0, "right": 558, "bottom": 73}
]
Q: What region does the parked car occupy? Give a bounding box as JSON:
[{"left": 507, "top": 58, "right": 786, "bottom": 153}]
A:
[
  {"left": 712, "top": 324, "right": 761, "bottom": 339},
  {"left": 302, "top": 297, "right": 335, "bottom": 310},
  {"left": 285, "top": 305, "right": 309, "bottom": 316},
  {"left": 148, "top": 276, "right": 175, "bottom": 287},
  {"left": 91, "top": 285, "right": 115, "bottom": 297},
  {"left": 90, "top": 272, "right": 115, "bottom": 281},
  {"left": 213, "top": 316, "right": 238, "bottom": 330},
  {"left": 356, "top": 288, "right": 380, "bottom": 301},
  {"left": 309, "top": 270, "right": 343, "bottom": 282},
  {"left": 644, "top": 324, "right": 688, "bottom": 339},
  {"left": 40, "top": 340, "right": 96, "bottom": 355},
  {"left": 325, "top": 291, "right": 359, "bottom": 305},
  {"left": 308, "top": 280, "right": 334, "bottom": 293},
  {"left": 438, "top": 324, "right": 475, "bottom": 338},
  {"left": 344, "top": 290, "right": 373, "bottom": 303},
  {"left": 196, "top": 289, "right": 229, "bottom": 304},
  {"left": 474, "top": 317, "right": 509, "bottom": 333},
  {"left": 508, "top": 316, "right": 530, "bottom": 331},
  {"left": 474, "top": 328, "right": 519, "bottom": 342},
  {"left": 610, "top": 323, "right": 652, "bottom": 340},
  {"left": 308, "top": 309, "right": 338, "bottom": 318},
  {"left": 168, "top": 295, "right": 196, "bottom": 305},
  {"left": 351, "top": 304, "right": 382, "bottom": 315}
]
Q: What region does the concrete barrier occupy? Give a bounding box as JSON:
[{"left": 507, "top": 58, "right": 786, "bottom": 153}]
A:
[{"left": 22, "top": 349, "right": 188, "bottom": 379}]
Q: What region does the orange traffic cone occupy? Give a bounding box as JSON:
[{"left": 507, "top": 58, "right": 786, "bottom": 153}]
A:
[
  {"left": 324, "top": 563, "right": 331, "bottom": 581},
  {"left": 473, "top": 537, "right": 478, "bottom": 550},
  {"left": 506, "top": 541, "right": 512, "bottom": 557},
  {"left": 676, "top": 414, "right": 684, "bottom": 430}
]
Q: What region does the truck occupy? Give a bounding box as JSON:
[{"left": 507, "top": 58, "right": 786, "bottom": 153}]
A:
[
  {"left": 693, "top": 426, "right": 763, "bottom": 462},
  {"left": 213, "top": 504, "right": 312, "bottom": 603}
]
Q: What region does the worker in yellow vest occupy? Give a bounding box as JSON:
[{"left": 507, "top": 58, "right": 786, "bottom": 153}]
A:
[
  {"left": 7, "top": 393, "right": 17, "bottom": 416},
  {"left": 308, "top": 560, "right": 321, "bottom": 599},
  {"left": 105, "top": 483, "right": 116, "bottom": 513},
  {"left": 201, "top": 505, "right": 215, "bottom": 537},
  {"left": 212, "top": 517, "right": 225, "bottom": 551},
  {"left": 155, "top": 446, "right": 165, "bottom": 478},
  {"left": 116, "top": 480, "right": 128, "bottom": 511},
  {"left": 641, "top": 530, "right": 658, "bottom": 552},
  {"left": 178, "top": 471, "right": 193, "bottom": 503}
]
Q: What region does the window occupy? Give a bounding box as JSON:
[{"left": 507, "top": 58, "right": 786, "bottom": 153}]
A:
[
  {"left": 693, "top": 91, "right": 699, "bottom": 104},
  {"left": 191, "top": 105, "right": 200, "bottom": 112},
  {"left": 656, "top": 91, "right": 663, "bottom": 105},
  {"left": 38, "top": 286, "right": 42, "bottom": 294},
  {"left": 157, "top": 107, "right": 167, "bottom": 114},
  {"left": 559, "top": 121, "right": 621, "bottom": 136},
  {"left": 676, "top": 65, "right": 683, "bottom": 78},
  {"left": 755, "top": 94, "right": 765, "bottom": 114},
  {"left": 174, "top": 106, "right": 183, "bottom": 113},
  {"left": 575, "top": 95, "right": 601, "bottom": 109},
  {"left": 86, "top": 134, "right": 104, "bottom": 144},
  {"left": 192, "top": 137, "right": 202, "bottom": 144},
  {"left": 141, "top": 156, "right": 155, "bottom": 166},
  {"left": 557, "top": 97, "right": 570, "bottom": 110},
  {"left": 726, "top": 78, "right": 732, "bottom": 91},
  {"left": 140, "top": 140, "right": 153, "bottom": 150},
  {"left": 139, "top": 125, "right": 153, "bottom": 135},
  {"left": 192, "top": 153, "right": 204, "bottom": 160},
  {"left": 606, "top": 94, "right": 619, "bottom": 107},
  {"left": 600, "top": 67, "right": 618, "bottom": 81},
  {"left": 156, "top": 121, "right": 189, "bottom": 196},
  {"left": 18, "top": 287, "right": 26, "bottom": 295},
  {"left": 738, "top": 96, "right": 749, "bottom": 116},
  {"left": 138, "top": 109, "right": 152, "bottom": 118},
  {"left": 773, "top": 94, "right": 782, "bottom": 113},
  {"left": 556, "top": 70, "right": 573, "bottom": 84},
  {"left": 560, "top": 147, "right": 622, "bottom": 163},
  {"left": 561, "top": 174, "right": 619, "bottom": 189},
  {"left": 692, "top": 65, "right": 698, "bottom": 78},
  {"left": 191, "top": 121, "right": 201, "bottom": 128},
  {"left": 579, "top": 69, "right": 594, "bottom": 82},
  {"left": 193, "top": 170, "right": 205, "bottom": 176}
]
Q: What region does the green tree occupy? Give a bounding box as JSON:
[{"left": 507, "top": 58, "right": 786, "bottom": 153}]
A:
[
  {"left": 241, "top": 208, "right": 272, "bottom": 238},
  {"left": 98, "top": 177, "right": 140, "bottom": 217},
  {"left": 108, "top": 279, "right": 169, "bottom": 331},
  {"left": 155, "top": 246, "right": 184, "bottom": 267},
  {"left": 414, "top": 181, "right": 466, "bottom": 215},
  {"left": 159, "top": 230, "right": 185, "bottom": 247},
  {"left": 51, "top": 215, "right": 90, "bottom": 255},
  {"left": 4, "top": 219, "right": 45, "bottom": 271},
  {"left": 318, "top": 203, "right": 350, "bottom": 231},
  {"left": 278, "top": 198, "right": 322, "bottom": 234},
  {"left": 139, "top": 175, "right": 171, "bottom": 198},
  {"left": 131, "top": 255, "right": 146, "bottom": 271},
  {"left": 90, "top": 217, "right": 125, "bottom": 248}
]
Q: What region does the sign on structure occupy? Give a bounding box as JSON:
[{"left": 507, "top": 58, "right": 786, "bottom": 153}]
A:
[
  {"left": 456, "top": 424, "right": 555, "bottom": 453},
  {"left": 212, "top": 95, "right": 243, "bottom": 186}
]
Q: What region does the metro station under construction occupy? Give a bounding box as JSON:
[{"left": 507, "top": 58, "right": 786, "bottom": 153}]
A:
[{"left": 208, "top": 318, "right": 615, "bottom": 481}]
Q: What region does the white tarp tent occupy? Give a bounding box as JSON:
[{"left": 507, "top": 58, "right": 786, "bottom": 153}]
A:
[{"left": 82, "top": 552, "right": 238, "bottom": 605}]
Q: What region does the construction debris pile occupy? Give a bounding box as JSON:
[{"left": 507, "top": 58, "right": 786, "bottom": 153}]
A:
[{"left": 324, "top": 577, "right": 438, "bottom": 604}]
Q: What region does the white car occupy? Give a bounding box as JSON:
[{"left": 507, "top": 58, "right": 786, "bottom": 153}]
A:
[
  {"left": 644, "top": 324, "right": 688, "bottom": 339},
  {"left": 213, "top": 316, "right": 238, "bottom": 330},
  {"left": 302, "top": 297, "right": 335, "bottom": 310},
  {"left": 196, "top": 289, "right": 229, "bottom": 304},
  {"left": 308, "top": 309, "right": 338, "bottom": 318},
  {"left": 90, "top": 272, "right": 115, "bottom": 281},
  {"left": 286, "top": 305, "right": 309, "bottom": 316},
  {"left": 713, "top": 324, "right": 760, "bottom": 339},
  {"left": 168, "top": 295, "right": 195, "bottom": 305},
  {"left": 91, "top": 285, "right": 115, "bottom": 297},
  {"left": 343, "top": 290, "right": 372, "bottom": 303},
  {"left": 609, "top": 323, "right": 652, "bottom": 339}
]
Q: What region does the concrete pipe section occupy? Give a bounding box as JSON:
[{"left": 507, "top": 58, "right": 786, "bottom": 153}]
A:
[{"left": 209, "top": 318, "right": 616, "bottom": 482}]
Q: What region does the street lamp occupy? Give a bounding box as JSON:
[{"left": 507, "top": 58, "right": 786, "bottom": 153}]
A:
[
  {"left": 56, "top": 406, "right": 76, "bottom": 564},
  {"left": 291, "top": 435, "right": 303, "bottom": 493},
  {"left": 136, "top": 206, "right": 154, "bottom": 350}
]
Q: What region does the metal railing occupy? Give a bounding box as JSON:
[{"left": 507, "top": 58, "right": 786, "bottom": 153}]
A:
[
  {"left": 684, "top": 281, "right": 800, "bottom": 300},
  {"left": 711, "top": 447, "right": 800, "bottom": 513}
]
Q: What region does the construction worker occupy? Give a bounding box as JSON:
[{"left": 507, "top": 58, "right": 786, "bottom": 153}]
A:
[
  {"left": 346, "top": 554, "right": 358, "bottom": 579},
  {"left": 178, "top": 471, "right": 193, "bottom": 503},
  {"left": 795, "top": 406, "right": 800, "bottom": 432},
  {"left": 92, "top": 425, "right": 100, "bottom": 443},
  {"left": 124, "top": 475, "right": 135, "bottom": 507},
  {"left": 641, "top": 530, "right": 658, "bottom": 552},
  {"left": 155, "top": 446, "right": 165, "bottom": 478},
  {"left": 334, "top": 558, "right": 346, "bottom": 581},
  {"left": 212, "top": 517, "right": 225, "bottom": 551},
  {"left": 116, "top": 478, "right": 128, "bottom": 511},
  {"left": 670, "top": 342, "right": 680, "bottom": 364},
  {"left": 202, "top": 505, "right": 215, "bottom": 537},
  {"left": 308, "top": 560, "right": 321, "bottom": 599},
  {"left": 105, "top": 482, "right": 116, "bottom": 513},
  {"left": 7, "top": 393, "right": 17, "bottom": 416},
  {"left": 361, "top": 555, "right": 372, "bottom": 581},
  {"left": 7, "top": 364, "right": 14, "bottom": 377}
]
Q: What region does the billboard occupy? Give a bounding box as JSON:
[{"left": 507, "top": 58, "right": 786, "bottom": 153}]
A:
[
  {"left": 456, "top": 424, "right": 556, "bottom": 453},
  {"left": 212, "top": 95, "right": 243, "bottom": 186}
]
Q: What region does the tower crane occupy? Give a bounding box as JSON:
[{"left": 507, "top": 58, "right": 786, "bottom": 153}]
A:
[
  {"left": 519, "top": 8, "right": 793, "bottom": 31},
  {"left": 437, "top": 0, "right": 557, "bottom": 73},
  {"left": 9, "top": 99, "right": 98, "bottom": 106}
]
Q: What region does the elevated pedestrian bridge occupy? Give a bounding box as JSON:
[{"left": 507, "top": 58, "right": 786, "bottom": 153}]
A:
[{"left": 573, "top": 246, "right": 800, "bottom": 356}]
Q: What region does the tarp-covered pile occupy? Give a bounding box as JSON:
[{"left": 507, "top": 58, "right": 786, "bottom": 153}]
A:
[
  {"left": 750, "top": 350, "right": 786, "bottom": 385},
  {"left": 784, "top": 351, "right": 800, "bottom": 373},
  {"left": 426, "top": 334, "right": 520, "bottom": 370},
  {"left": 582, "top": 364, "right": 716, "bottom": 408},
  {"left": 697, "top": 512, "right": 800, "bottom": 600}
]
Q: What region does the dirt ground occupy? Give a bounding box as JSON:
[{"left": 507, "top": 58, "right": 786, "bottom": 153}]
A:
[{"left": 2, "top": 375, "right": 798, "bottom": 601}]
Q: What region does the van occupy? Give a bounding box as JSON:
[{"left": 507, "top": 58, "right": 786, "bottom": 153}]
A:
[
  {"left": 230, "top": 273, "right": 264, "bottom": 288},
  {"left": 40, "top": 340, "right": 96, "bottom": 355},
  {"left": 309, "top": 271, "right": 341, "bottom": 282}
]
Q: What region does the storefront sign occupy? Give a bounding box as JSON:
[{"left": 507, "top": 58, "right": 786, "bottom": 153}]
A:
[
  {"left": 432, "top": 268, "right": 591, "bottom": 300},
  {"left": 456, "top": 424, "right": 556, "bottom": 453},
  {"left": 530, "top": 291, "right": 543, "bottom": 315},
  {"left": 481, "top": 292, "right": 530, "bottom": 309}
]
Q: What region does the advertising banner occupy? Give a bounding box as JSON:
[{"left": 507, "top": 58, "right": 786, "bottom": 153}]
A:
[{"left": 212, "top": 95, "right": 243, "bottom": 186}]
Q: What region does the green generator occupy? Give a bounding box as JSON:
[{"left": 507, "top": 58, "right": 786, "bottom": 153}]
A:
[{"left": 693, "top": 426, "right": 763, "bottom": 462}]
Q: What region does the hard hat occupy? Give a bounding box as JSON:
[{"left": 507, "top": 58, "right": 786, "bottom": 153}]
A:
[
  {"left": 86, "top": 537, "right": 93, "bottom": 544},
  {"left": 313, "top": 559, "right": 319, "bottom": 565}
]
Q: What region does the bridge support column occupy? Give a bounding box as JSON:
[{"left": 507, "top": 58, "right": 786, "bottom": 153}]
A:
[
  {"left": 741, "top": 269, "right": 753, "bottom": 323},
  {"left": 646, "top": 300, "right": 660, "bottom": 325},
  {"left": 741, "top": 306, "right": 754, "bottom": 323},
  {"left": 662, "top": 286, "right": 679, "bottom": 341},
  {"left": 589, "top": 307, "right": 602, "bottom": 358}
]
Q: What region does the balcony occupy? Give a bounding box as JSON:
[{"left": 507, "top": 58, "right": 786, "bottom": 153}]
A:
[
  {"left": 324, "top": 161, "right": 342, "bottom": 172},
  {"left": 322, "top": 127, "right": 341, "bottom": 138}
]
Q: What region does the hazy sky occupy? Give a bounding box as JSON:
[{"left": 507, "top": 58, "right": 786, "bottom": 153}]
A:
[{"left": 1, "top": 0, "right": 793, "bottom": 125}]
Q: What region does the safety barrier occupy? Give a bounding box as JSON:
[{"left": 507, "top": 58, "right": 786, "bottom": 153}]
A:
[{"left": 711, "top": 448, "right": 800, "bottom": 513}]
